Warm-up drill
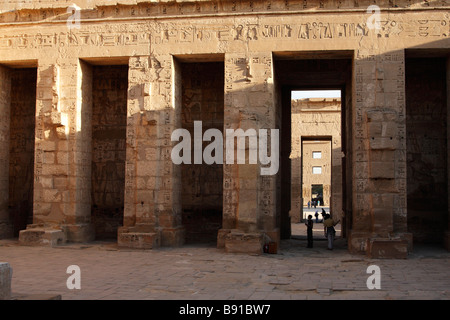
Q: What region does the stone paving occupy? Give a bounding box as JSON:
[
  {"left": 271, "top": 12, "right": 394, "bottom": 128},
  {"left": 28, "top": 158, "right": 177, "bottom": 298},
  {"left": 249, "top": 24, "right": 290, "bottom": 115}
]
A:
[{"left": 0, "top": 229, "right": 449, "bottom": 300}]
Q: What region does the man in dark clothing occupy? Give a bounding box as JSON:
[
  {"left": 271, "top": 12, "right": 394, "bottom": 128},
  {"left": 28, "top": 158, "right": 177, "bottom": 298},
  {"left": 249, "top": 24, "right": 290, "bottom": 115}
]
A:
[{"left": 305, "top": 215, "right": 313, "bottom": 248}]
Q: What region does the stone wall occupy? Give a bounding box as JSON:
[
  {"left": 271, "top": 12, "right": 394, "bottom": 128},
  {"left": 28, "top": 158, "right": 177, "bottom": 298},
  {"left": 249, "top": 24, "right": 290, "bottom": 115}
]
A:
[
  {"left": 406, "top": 58, "right": 448, "bottom": 244},
  {"left": 9, "top": 68, "right": 36, "bottom": 236},
  {"left": 91, "top": 65, "right": 128, "bottom": 239},
  {"left": 302, "top": 141, "right": 332, "bottom": 204},
  {"left": 0, "top": 66, "right": 11, "bottom": 239}
]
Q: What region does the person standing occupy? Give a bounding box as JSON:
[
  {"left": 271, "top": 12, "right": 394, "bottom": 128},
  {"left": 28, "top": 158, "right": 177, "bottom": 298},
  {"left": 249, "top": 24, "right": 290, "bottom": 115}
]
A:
[
  {"left": 323, "top": 214, "right": 339, "bottom": 250},
  {"left": 305, "top": 215, "right": 314, "bottom": 248}
]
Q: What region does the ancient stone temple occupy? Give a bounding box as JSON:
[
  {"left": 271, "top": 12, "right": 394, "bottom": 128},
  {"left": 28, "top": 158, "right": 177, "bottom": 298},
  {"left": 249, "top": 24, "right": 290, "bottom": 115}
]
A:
[{"left": 0, "top": 0, "right": 449, "bottom": 258}]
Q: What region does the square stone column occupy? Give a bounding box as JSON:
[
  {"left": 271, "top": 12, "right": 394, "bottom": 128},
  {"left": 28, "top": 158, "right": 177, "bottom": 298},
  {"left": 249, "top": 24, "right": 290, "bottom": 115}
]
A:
[
  {"left": 0, "top": 66, "right": 12, "bottom": 239},
  {"left": 0, "top": 262, "right": 12, "bottom": 300},
  {"left": 219, "top": 52, "right": 278, "bottom": 254},
  {"left": 19, "top": 59, "right": 94, "bottom": 246},
  {"left": 119, "top": 55, "right": 185, "bottom": 249},
  {"left": 446, "top": 56, "right": 450, "bottom": 251},
  {"left": 348, "top": 48, "right": 411, "bottom": 257}
]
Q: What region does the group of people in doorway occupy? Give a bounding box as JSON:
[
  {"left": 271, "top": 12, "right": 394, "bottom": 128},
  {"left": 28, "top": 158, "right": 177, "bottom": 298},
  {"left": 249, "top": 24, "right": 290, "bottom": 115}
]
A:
[{"left": 304, "top": 208, "right": 340, "bottom": 250}]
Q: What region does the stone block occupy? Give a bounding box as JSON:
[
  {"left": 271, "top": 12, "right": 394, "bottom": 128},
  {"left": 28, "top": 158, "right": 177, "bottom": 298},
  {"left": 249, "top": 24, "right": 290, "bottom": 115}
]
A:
[
  {"left": 372, "top": 193, "right": 394, "bottom": 209},
  {"left": 370, "top": 161, "right": 395, "bottom": 179},
  {"left": 61, "top": 223, "right": 95, "bottom": 243},
  {"left": 217, "top": 228, "right": 231, "bottom": 248},
  {"left": 347, "top": 231, "right": 370, "bottom": 254},
  {"left": 224, "top": 230, "right": 263, "bottom": 255},
  {"left": 369, "top": 136, "right": 398, "bottom": 150},
  {"left": 160, "top": 226, "right": 185, "bottom": 247},
  {"left": 118, "top": 231, "right": 159, "bottom": 249},
  {"left": 18, "top": 226, "right": 66, "bottom": 247},
  {"left": 371, "top": 208, "right": 394, "bottom": 235},
  {"left": 367, "top": 239, "right": 408, "bottom": 259},
  {"left": 0, "top": 262, "right": 12, "bottom": 300},
  {"left": 0, "top": 222, "right": 13, "bottom": 239},
  {"left": 117, "top": 226, "right": 161, "bottom": 249}
]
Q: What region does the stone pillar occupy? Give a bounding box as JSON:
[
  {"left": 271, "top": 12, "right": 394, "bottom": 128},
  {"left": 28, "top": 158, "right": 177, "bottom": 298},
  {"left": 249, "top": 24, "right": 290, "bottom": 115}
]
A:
[
  {"left": 19, "top": 59, "right": 94, "bottom": 246},
  {"left": 0, "top": 262, "right": 12, "bottom": 300},
  {"left": 0, "top": 66, "right": 12, "bottom": 239},
  {"left": 446, "top": 56, "right": 450, "bottom": 251},
  {"left": 119, "top": 55, "right": 184, "bottom": 249},
  {"left": 290, "top": 100, "right": 302, "bottom": 223},
  {"left": 331, "top": 128, "right": 343, "bottom": 219},
  {"left": 349, "top": 48, "right": 411, "bottom": 258},
  {"left": 290, "top": 137, "right": 302, "bottom": 223},
  {"left": 220, "top": 52, "right": 278, "bottom": 254}
]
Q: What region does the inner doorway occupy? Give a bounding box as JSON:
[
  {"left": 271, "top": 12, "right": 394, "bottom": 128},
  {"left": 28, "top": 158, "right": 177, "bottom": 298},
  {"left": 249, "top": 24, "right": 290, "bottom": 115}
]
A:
[
  {"left": 274, "top": 53, "right": 353, "bottom": 246},
  {"left": 311, "top": 184, "right": 324, "bottom": 209},
  {"left": 289, "top": 90, "right": 342, "bottom": 240}
]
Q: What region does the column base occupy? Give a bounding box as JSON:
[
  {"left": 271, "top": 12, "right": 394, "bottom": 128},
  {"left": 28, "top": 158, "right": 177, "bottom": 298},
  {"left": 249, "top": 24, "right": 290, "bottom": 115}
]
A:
[
  {"left": 117, "top": 224, "right": 160, "bottom": 249},
  {"left": 0, "top": 222, "right": 13, "bottom": 239},
  {"left": 223, "top": 229, "right": 264, "bottom": 255},
  {"left": 18, "top": 224, "right": 66, "bottom": 247},
  {"left": 160, "top": 226, "right": 185, "bottom": 247},
  {"left": 217, "top": 229, "right": 231, "bottom": 249},
  {"left": 348, "top": 230, "right": 412, "bottom": 258},
  {"left": 61, "top": 223, "right": 95, "bottom": 243},
  {"left": 367, "top": 239, "right": 408, "bottom": 259}
]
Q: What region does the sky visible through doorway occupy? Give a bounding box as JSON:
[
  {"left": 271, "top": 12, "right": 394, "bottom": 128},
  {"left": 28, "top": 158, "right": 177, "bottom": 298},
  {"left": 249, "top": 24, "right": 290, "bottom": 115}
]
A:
[{"left": 291, "top": 90, "right": 341, "bottom": 99}]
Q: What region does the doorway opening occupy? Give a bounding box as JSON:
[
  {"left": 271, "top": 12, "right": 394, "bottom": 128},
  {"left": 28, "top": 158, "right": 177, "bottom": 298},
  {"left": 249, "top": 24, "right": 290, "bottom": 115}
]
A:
[
  {"left": 179, "top": 59, "right": 224, "bottom": 244},
  {"left": 91, "top": 64, "right": 128, "bottom": 240},
  {"left": 274, "top": 53, "right": 352, "bottom": 247},
  {"left": 289, "top": 90, "right": 342, "bottom": 240},
  {"left": 405, "top": 54, "right": 448, "bottom": 248},
  {"left": 311, "top": 184, "right": 324, "bottom": 208},
  {"left": 9, "top": 67, "right": 37, "bottom": 237}
]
